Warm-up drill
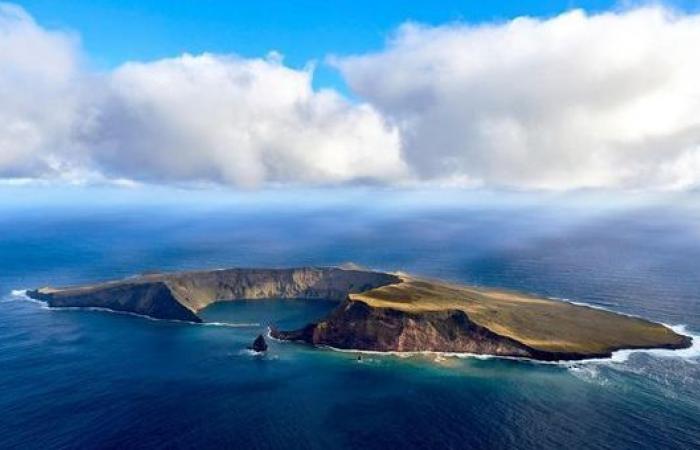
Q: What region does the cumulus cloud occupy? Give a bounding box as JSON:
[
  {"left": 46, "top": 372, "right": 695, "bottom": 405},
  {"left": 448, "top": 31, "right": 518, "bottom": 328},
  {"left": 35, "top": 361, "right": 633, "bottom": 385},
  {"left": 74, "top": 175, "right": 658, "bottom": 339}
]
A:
[
  {"left": 92, "top": 54, "right": 405, "bottom": 187},
  {"left": 336, "top": 7, "right": 700, "bottom": 190},
  {"left": 0, "top": 4, "right": 404, "bottom": 187},
  {"left": 0, "top": 3, "right": 86, "bottom": 179},
  {"left": 2, "top": 4, "right": 700, "bottom": 190}
]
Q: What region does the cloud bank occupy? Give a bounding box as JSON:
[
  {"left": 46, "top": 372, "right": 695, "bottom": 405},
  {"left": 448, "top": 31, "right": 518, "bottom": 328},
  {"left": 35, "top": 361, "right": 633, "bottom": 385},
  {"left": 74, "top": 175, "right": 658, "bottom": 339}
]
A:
[
  {"left": 96, "top": 55, "right": 405, "bottom": 187},
  {"left": 2, "top": 3, "right": 700, "bottom": 190},
  {"left": 0, "top": 3, "right": 404, "bottom": 187},
  {"left": 0, "top": 3, "right": 84, "bottom": 180},
  {"left": 336, "top": 7, "right": 700, "bottom": 190}
]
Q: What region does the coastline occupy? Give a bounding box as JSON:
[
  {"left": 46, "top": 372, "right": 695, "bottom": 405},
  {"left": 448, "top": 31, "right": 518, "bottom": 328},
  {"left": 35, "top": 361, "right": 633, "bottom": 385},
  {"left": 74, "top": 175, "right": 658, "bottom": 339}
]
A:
[{"left": 10, "top": 288, "right": 698, "bottom": 364}]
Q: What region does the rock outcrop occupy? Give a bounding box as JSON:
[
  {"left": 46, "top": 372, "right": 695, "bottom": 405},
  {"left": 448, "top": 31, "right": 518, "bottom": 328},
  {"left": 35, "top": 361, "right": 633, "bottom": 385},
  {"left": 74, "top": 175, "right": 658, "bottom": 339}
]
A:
[
  {"left": 271, "top": 300, "right": 535, "bottom": 357},
  {"left": 249, "top": 334, "right": 268, "bottom": 353}
]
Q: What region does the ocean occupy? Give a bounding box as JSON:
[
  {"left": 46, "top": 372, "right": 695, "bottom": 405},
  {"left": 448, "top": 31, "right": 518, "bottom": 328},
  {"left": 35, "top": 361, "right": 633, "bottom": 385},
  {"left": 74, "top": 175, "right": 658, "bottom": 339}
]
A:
[{"left": 1, "top": 187, "right": 699, "bottom": 449}]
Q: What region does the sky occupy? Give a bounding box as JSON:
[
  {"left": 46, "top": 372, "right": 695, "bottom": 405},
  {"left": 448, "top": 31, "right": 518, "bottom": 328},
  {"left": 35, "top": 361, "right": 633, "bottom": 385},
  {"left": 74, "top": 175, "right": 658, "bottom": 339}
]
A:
[
  {"left": 2, "top": 1, "right": 700, "bottom": 192},
  {"left": 14, "top": 2, "right": 624, "bottom": 63}
]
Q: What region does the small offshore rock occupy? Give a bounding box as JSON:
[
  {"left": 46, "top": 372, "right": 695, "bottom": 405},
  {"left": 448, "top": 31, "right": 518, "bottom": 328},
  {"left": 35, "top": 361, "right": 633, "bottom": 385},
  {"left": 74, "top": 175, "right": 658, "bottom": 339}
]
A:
[{"left": 249, "top": 334, "right": 268, "bottom": 353}]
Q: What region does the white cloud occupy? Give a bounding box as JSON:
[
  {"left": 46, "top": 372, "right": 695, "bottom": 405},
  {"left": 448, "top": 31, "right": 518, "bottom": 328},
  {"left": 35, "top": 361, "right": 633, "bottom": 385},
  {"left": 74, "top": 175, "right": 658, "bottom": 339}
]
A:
[
  {"left": 91, "top": 54, "right": 405, "bottom": 187},
  {"left": 0, "top": 4, "right": 405, "bottom": 187},
  {"left": 335, "top": 7, "right": 700, "bottom": 190},
  {"left": 0, "top": 3, "right": 86, "bottom": 179},
  {"left": 2, "top": 4, "right": 700, "bottom": 190}
]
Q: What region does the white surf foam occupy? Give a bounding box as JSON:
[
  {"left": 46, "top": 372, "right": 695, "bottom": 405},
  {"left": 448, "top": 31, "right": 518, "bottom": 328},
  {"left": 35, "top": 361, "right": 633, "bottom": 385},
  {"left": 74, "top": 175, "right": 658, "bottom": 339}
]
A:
[
  {"left": 544, "top": 296, "right": 700, "bottom": 364},
  {"left": 606, "top": 324, "right": 700, "bottom": 363},
  {"left": 567, "top": 364, "right": 611, "bottom": 385},
  {"left": 237, "top": 348, "right": 278, "bottom": 360},
  {"left": 201, "top": 321, "right": 261, "bottom": 328},
  {"left": 7, "top": 289, "right": 45, "bottom": 305},
  {"left": 317, "top": 345, "right": 531, "bottom": 363},
  {"left": 45, "top": 306, "right": 201, "bottom": 324},
  {"left": 316, "top": 325, "right": 698, "bottom": 367},
  {"left": 50, "top": 306, "right": 266, "bottom": 328},
  {"left": 48, "top": 306, "right": 263, "bottom": 328}
]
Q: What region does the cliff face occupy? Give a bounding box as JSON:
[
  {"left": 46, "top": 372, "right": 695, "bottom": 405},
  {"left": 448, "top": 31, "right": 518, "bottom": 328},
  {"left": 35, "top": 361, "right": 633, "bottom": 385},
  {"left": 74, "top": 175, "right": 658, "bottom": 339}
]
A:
[
  {"left": 27, "top": 267, "right": 400, "bottom": 323},
  {"left": 270, "top": 299, "right": 692, "bottom": 361},
  {"left": 271, "top": 299, "right": 536, "bottom": 357},
  {"left": 28, "top": 281, "right": 202, "bottom": 322},
  {"left": 163, "top": 267, "right": 400, "bottom": 311}
]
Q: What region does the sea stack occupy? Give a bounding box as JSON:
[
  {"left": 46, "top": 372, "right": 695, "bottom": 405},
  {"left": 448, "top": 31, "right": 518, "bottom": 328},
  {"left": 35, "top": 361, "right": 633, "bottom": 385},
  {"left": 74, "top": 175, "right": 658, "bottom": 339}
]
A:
[{"left": 249, "top": 334, "right": 268, "bottom": 353}]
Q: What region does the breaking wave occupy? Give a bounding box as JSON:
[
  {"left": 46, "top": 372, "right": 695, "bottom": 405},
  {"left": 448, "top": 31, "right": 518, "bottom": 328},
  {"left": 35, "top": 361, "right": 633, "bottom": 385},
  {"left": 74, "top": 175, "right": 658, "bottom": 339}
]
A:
[
  {"left": 608, "top": 324, "right": 700, "bottom": 363},
  {"left": 8, "top": 289, "right": 44, "bottom": 305}
]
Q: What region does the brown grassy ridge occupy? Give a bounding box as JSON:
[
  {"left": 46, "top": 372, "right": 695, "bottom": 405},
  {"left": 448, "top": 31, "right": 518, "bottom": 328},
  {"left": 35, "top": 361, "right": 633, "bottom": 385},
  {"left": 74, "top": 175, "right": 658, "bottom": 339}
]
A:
[{"left": 350, "top": 275, "right": 688, "bottom": 355}]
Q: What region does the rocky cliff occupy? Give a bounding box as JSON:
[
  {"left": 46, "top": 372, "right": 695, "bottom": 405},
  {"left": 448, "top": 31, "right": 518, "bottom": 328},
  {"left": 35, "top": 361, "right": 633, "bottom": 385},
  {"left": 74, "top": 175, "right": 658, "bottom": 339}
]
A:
[
  {"left": 28, "top": 281, "right": 202, "bottom": 322},
  {"left": 162, "top": 267, "right": 400, "bottom": 311},
  {"left": 271, "top": 299, "right": 536, "bottom": 357},
  {"left": 27, "top": 267, "right": 400, "bottom": 323},
  {"left": 270, "top": 298, "right": 692, "bottom": 361}
]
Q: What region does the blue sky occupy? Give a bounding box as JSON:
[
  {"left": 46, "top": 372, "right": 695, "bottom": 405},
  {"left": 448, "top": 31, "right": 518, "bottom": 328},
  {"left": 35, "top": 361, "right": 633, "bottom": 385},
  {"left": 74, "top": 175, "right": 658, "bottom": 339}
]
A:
[
  {"left": 15, "top": 0, "right": 695, "bottom": 90},
  {"left": 19, "top": 1, "right": 619, "bottom": 64}
]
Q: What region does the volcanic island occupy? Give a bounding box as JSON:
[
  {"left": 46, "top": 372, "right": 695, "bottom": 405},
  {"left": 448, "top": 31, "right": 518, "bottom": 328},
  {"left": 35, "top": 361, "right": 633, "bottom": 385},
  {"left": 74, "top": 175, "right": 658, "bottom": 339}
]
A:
[{"left": 27, "top": 266, "right": 692, "bottom": 361}]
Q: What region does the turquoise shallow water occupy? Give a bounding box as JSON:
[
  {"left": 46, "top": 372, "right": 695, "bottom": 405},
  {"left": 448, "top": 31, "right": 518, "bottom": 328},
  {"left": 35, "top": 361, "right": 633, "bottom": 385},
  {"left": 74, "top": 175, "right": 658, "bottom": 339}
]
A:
[{"left": 1, "top": 191, "right": 699, "bottom": 449}]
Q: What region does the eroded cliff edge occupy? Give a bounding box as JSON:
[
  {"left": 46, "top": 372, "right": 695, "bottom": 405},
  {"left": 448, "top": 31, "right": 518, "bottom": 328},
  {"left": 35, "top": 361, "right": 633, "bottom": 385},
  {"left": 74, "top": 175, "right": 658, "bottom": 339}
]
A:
[
  {"left": 27, "top": 267, "right": 400, "bottom": 323},
  {"left": 27, "top": 267, "right": 691, "bottom": 361},
  {"left": 271, "top": 300, "right": 538, "bottom": 358}
]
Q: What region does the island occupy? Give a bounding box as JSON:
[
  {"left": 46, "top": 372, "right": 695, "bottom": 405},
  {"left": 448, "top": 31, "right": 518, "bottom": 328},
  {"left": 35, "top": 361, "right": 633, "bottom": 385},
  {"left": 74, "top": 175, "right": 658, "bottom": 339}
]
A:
[{"left": 27, "top": 266, "right": 692, "bottom": 361}]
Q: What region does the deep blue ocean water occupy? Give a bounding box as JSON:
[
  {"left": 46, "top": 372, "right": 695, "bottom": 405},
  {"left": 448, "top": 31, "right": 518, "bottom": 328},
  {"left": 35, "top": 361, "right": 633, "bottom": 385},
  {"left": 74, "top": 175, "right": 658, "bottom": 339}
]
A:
[{"left": 1, "top": 188, "right": 699, "bottom": 449}]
